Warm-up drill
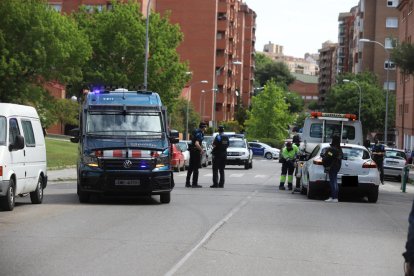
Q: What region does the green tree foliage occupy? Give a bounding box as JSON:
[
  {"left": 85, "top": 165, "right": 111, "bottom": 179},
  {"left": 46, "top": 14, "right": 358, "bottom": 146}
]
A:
[
  {"left": 54, "top": 99, "right": 79, "bottom": 129},
  {"left": 284, "top": 91, "right": 304, "bottom": 113},
  {"left": 391, "top": 42, "right": 414, "bottom": 74},
  {"left": 254, "top": 53, "right": 295, "bottom": 87},
  {"left": 0, "top": 0, "right": 91, "bottom": 103},
  {"left": 73, "top": 2, "right": 190, "bottom": 112},
  {"left": 245, "top": 81, "right": 293, "bottom": 141},
  {"left": 234, "top": 104, "right": 248, "bottom": 127},
  {"left": 307, "top": 100, "right": 320, "bottom": 111},
  {"left": 325, "top": 72, "right": 395, "bottom": 135},
  {"left": 169, "top": 97, "right": 200, "bottom": 136}
]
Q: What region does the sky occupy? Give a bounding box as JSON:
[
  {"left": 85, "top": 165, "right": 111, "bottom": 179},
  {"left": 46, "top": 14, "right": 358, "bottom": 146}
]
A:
[{"left": 243, "top": 0, "right": 359, "bottom": 58}]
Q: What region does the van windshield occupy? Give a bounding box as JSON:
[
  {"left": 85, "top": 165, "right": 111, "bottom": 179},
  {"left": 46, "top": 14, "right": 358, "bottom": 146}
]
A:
[
  {"left": 86, "top": 112, "right": 163, "bottom": 136},
  {"left": 0, "top": 117, "right": 5, "bottom": 145},
  {"left": 310, "top": 123, "right": 355, "bottom": 141}
]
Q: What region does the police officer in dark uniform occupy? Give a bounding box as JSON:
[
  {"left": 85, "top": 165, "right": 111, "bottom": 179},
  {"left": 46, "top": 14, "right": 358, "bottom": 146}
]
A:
[
  {"left": 185, "top": 122, "right": 207, "bottom": 188},
  {"left": 210, "top": 126, "right": 229, "bottom": 188},
  {"left": 371, "top": 138, "right": 385, "bottom": 184}
]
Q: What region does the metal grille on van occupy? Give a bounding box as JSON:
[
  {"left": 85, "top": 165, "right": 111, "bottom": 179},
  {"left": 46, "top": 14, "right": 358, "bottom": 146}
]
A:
[{"left": 101, "top": 158, "right": 155, "bottom": 170}]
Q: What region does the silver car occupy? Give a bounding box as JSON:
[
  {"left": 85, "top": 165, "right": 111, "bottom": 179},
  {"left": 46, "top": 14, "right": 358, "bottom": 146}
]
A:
[
  {"left": 226, "top": 138, "right": 253, "bottom": 169},
  {"left": 301, "top": 143, "right": 380, "bottom": 202},
  {"left": 383, "top": 148, "right": 407, "bottom": 181}
]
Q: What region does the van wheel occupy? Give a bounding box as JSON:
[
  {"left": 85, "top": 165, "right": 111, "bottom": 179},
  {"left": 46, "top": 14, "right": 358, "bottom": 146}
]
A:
[
  {"left": 160, "top": 192, "right": 171, "bottom": 204},
  {"left": 30, "top": 176, "right": 44, "bottom": 204},
  {"left": 77, "top": 184, "right": 90, "bottom": 203},
  {"left": 367, "top": 186, "right": 379, "bottom": 203},
  {"left": 0, "top": 179, "right": 15, "bottom": 211}
]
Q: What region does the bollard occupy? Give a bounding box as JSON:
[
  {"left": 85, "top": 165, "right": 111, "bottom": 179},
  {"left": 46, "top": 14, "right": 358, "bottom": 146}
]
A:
[{"left": 401, "top": 165, "right": 411, "bottom": 193}]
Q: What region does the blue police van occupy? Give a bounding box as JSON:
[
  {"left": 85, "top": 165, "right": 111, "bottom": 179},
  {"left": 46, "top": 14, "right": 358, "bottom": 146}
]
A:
[{"left": 70, "top": 88, "right": 179, "bottom": 204}]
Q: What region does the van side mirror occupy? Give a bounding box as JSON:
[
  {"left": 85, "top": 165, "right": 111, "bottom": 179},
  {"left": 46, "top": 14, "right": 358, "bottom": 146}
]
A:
[
  {"left": 169, "top": 129, "right": 179, "bottom": 144},
  {"left": 69, "top": 128, "right": 80, "bottom": 143},
  {"left": 9, "top": 135, "right": 24, "bottom": 151}
]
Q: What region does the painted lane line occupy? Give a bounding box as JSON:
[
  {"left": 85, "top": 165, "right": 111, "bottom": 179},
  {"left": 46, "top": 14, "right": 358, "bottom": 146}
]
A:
[{"left": 165, "top": 190, "right": 258, "bottom": 276}]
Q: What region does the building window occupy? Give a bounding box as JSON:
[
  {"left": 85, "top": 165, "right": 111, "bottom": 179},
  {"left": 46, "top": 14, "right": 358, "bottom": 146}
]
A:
[
  {"left": 385, "top": 38, "right": 397, "bottom": 49},
  {"left": 386, "top": 17, "right": 398, "bottom": 28},
  {"left": 49, "top": 4, "right": 62, "bottom": 12},
  {"left": 383, "top": 81, "right": 396, "bottom": 90},
  {"left": 385, "top": 60, "right": 396, "bottom": 70},
  {"left": 387, "top": 0, "right": 399, "bottom": 7}
]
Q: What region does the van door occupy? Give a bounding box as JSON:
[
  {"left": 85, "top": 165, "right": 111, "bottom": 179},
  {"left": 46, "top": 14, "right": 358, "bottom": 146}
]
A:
[
  {"left": 21, "top": 118, "right": 40, "bottom": 193},
  {"left": 8, "top": 118, "right": 26, "bottom": 194}
]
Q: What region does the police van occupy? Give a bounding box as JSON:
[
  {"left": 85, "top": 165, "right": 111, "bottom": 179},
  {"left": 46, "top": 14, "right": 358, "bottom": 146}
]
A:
[
  {"left": 70, "top": 88, "right": 179, "bottom": 204},
  {"left": 0, "top": 103, "right": 47, "bottom": 211},
  {"left": 300, "top": 112, "right": 363, "bottom": 154}
]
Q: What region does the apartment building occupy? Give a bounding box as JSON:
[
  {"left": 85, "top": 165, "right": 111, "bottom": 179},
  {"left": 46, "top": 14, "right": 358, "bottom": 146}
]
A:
[
  {"left": 288, "top": 73, "right": 319, "bottom": 105},
  {"left": 318, "top": 41, "right": 338, "bottom": 107},
  {"left": 157, "top": 0, "right": 256, "bottom": 124},
  {"left": 337, "top": 7, "right": 358, "bottom": 74},
  {"left": 395, "top": 0, "right": 414, "bottom": 150}
]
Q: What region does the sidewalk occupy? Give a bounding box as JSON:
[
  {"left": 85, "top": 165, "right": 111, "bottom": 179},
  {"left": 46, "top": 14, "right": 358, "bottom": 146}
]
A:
[{"left": 47, "top": 167, "right": 77, "bottom": 182}]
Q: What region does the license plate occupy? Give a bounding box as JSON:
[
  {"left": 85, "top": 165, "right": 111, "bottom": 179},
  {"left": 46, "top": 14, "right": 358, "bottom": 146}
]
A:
[
  {"left": 227, "top": 152, "right": 238, "bottom": 156},
  {"left": 115, "top": 179, "right": 140, "bottom": 186}
]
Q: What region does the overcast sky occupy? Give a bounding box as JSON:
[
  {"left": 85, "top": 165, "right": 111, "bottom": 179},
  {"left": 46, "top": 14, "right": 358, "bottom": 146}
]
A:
[{"left": 242, "top": 0, "right": 359, "bottom": 58}]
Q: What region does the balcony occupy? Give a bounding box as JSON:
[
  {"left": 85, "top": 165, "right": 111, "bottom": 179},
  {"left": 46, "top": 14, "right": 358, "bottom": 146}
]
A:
[
  {"left": 218, "top": 1, "right": 227, "bottom": 13},
  {"left": 216, "top": 38, "right": 226, "bottom": 50},
  {"left": 217, "top": 19, "right": 227, "bottom": 31}
]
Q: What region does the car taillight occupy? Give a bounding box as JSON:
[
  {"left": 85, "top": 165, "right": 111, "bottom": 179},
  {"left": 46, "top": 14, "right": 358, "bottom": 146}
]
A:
[
  {"left": 363, "top": 160, "right": 377, "bottom": 168},
  {"left": 313, "top": 158, "right": 323, "bottom": 165},
  {"left": 0, "top": 166, "right": 2, "bottom": 176}
]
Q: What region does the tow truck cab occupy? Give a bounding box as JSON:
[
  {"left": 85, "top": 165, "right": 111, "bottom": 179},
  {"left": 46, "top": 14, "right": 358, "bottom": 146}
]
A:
[
  {"left": 300, "top": 112, "right": 363, "bottom": 154},
  {"left": 70, "top": 88, "right": 178, "bottom": 204}
]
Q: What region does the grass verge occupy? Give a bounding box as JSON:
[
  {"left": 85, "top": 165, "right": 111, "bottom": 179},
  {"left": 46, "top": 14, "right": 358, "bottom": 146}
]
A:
[{"left": 46, "top": 138, "right": 78, "bottom": 170}]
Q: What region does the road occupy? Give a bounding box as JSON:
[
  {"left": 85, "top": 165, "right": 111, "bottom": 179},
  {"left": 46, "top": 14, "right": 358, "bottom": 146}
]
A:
[{"left": 0, "top": 158, "right": 412, "bottom": 276}]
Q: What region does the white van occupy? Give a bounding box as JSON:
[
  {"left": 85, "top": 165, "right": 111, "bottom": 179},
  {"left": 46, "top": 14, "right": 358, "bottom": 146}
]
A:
[{"left": 0, "top": 103, "right": 47, "bottom": 211}]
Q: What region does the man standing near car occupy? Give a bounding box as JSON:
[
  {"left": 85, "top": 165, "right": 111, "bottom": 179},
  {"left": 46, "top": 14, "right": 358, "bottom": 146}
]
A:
[
  {"left": 211, "top": 126, "right": 229, "bottom": 188},
  {"left": 279, "top": 142, "right": 299, "bottom": 190},
  {"left": 185, "top": 122, "right": 207, "bottom": 188},
  {"left": 372, "top": 138, "right": 385, "bottom": 184}
]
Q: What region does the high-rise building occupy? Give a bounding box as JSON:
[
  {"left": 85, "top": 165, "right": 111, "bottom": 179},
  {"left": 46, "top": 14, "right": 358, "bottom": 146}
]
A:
[
  {"left": 337, "top": 6, "right": 358, "bottom": 74},
  {"left": 395, "top": 0, "right": 414, "bottom": 150},
  {"left": 318, "top": 41, "right": 338, "bottom": 107}
]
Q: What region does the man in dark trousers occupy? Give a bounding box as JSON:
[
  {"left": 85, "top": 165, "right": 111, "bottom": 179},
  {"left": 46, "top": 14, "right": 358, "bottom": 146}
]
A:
[
  {"left": 210, "top": 126, "right": 229, "bottom": 188},
  {"left": 371, "top": 138, "right": 385, "bottom": 184},
  {"left": 185, "top": 122, "right": 207, "bottom": 188}
]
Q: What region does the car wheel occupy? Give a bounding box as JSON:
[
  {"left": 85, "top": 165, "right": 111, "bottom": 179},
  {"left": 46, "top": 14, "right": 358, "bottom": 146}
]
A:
[
  {"left": 160, "top": 192, "right": 171, "bottom": 204},
  {"left": 307, "top": 181, "right": 315, "bottom": 199},
  {"left": 30, "top": 176, "right": 44, "bottom": 204},
  {"left": 77, "top": 183, "right": 90, "bottom": 203},
  {"left": 265, "top": 152, "right": 272, "bottom": 160},
  {"left": 367, "top": 185, "right": 379, "bottom": 203},
  {"left": 174, "top": 165, "right": 179, "bottom": 172},
  {"left": 244, "top": 160, "right": 249, "bottom": 169},
  {"left": 0, "top": 179, "right": 15, "bottom": 211}
]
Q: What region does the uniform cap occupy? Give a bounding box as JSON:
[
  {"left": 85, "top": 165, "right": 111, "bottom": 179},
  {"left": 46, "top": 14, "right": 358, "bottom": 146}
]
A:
[
  {"left": 218, "top": 125, "right": 224, "bottom": 132},
  {"left": 199, "top": 122, "right": 207, "bottom": 128},
  {"left": 286, "top": 142, "right": 292, "bottom": 148}
]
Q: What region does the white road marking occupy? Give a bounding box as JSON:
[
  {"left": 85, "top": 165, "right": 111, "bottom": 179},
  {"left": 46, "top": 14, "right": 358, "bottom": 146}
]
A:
[
  {"left": 165, "top": 190, "right": 258, "bottom": 276},
  {"left": 254, "top": 175, "right": 268, "bottom": 178},
  {"left": 229, "top": 173, "right": 244, "bottom": 178}
]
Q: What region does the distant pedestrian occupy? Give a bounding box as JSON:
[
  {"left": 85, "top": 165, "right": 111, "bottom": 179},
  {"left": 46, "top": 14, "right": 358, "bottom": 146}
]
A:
[
  {"left": 371, "top": 138, "right": 385, "bottom": 184},
  {"left": 211, "top": 126, "right": 229, "bottom": 188},
  {"left": 185, "top": 122, "right": 207, "bottom": 188},
  {"left": 324, "top": 135, "right": 343, "bottom": 203},
  {"left": 279, "top": 142, "right": 299, "bottom": 190}
]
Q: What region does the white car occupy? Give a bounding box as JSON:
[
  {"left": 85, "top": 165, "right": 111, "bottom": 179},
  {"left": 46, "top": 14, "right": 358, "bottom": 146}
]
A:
[
  {"left": 383, "top": 148, "right": 408, "bottom": 181},
  {"left": 248, "top": 142, "right": 280, "bottom": 159},
  {"left": 226, "top": 138, "right": 253, "bottom": 169},
  {"left": 300, "top": 143, "right": 380, "bottom": 203},
  {"left": 177, "top": 141, "right": 190, "bottom": 168}
]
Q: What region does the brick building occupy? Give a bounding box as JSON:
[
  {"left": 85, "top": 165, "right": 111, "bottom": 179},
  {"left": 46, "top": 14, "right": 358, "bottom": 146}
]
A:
[
  {"left": 395, "top": 0, "right": 414, "bottom": 150},
  {"left": 289, "top": 73, "right": 319, "bottom": 106},
  {"left": 318, "top": 41, "right": 338, "bottom": 107}
]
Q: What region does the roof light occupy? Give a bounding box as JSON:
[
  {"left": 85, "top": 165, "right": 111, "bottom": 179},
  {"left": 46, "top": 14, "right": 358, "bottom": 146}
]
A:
[{"left": 310, "top": 112, "right": 357, "bottom": 121}]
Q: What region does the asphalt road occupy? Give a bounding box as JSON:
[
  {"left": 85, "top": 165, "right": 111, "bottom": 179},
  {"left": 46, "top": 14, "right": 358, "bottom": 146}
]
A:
[{"left": 0, "top": 158, "right": 412, "bottom": 276}]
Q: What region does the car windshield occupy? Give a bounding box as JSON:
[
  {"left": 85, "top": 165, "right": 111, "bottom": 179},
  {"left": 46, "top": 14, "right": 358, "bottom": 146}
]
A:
[
  {"left": 229, "top": 140, "right": 246, "bottom": 148},
  {"left": 86, "top": 112, "right": 163, "bottom": 136},
  {"left": 310, "top": 123, "right": 356, "bottom": 140},
  {"left": 321, "top": 146, "right": 369, "bottom": 160},
  {"left": 385, "top": 150, "right": 406, "bottom": 159},
  {"left": 0, "top": 116, "right": 5, "bottom": 145}
]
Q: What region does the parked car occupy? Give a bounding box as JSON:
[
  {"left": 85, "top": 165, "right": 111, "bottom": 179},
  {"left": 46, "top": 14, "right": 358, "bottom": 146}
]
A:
[
  {"left": 171, "top": 144, "right": 185, "bottom": 172},
  {"left": 248, "top": 142, "right": 280, "bottom": 159},
  {"left": 182, "top": 140, "right": 208, "bottom": 167},
  {"left": 177, "top": 140, "right": 190, "bottom": 168},
  {"left": 203, "top": 135, "right": 214, "bottom": 147},
  {"left": 226, "top": 137, "right": 253, "bottom": 169},
  {"left": 383, "top": 148, "right": 408, "bottom": 181},
  {"left": 300, "top": 143, "right": 380, "bottom": 203},
  {"left": 203, "top": 141, "right": 212, "bottom": 165}
]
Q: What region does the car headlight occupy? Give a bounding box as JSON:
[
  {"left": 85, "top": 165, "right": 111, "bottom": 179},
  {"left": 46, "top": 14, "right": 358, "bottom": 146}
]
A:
[
  {"left": 83, "top": 154, "right": 99, "bottom": 168},
  {"left": 154, "top": 150, "right": 169, "bottom": 168}
]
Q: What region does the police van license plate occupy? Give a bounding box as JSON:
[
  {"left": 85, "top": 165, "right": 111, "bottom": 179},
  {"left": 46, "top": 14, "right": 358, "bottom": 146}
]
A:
[{"left": 115, "top": 179, "right": 140, "bottom": 186}]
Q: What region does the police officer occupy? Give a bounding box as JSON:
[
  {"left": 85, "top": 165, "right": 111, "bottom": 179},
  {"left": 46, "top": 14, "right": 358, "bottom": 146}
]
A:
[
  {"left": 185, "top": 122, "right": 207, "bottom": 188},
  {"left": 371, "top": 138, "right": 385, "bottom": 184},
  {"left": 210, "top": 126, "right": 229, "bottom": 188},
  {"left": 279, "top": 141, "right": 299, "bottom": 190}
]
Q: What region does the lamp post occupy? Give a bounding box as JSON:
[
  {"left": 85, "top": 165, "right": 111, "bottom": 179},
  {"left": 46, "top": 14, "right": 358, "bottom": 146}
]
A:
[
  {"left": 213, "top": 60, "right": 242, "bottom": 130},
  {"left": 200, "top": 89, "right": 205, "bottom": 120},
  {"left": 143, "top": 0, "right": 151, "bottom": 90},
  {"left": 343, "top": 79, "right": 362, "bottom": 121},
  {"left": 359, "top": 38, "right": 391, "bottom": 145},
  {"left": 186, "top": 80, "right": 208, "bottom": 140}
]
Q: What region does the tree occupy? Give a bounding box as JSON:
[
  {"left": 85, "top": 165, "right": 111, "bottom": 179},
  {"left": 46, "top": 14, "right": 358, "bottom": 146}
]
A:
[
  {"left": 54, "top": 99, "right": 80, "bottom": 133},
  {"left": 234, "top": 104, "right": 248, "bottom": 127},
  {"left": 391, "top": 42, "right": 414, "bottom": 74},
  {"left": 245, "top": 81, "right": 293, "bottom": 141},
  {"left": 325, "top": 72, "right": 394, "bottom": 136},
  {"left": 0, "top": 0, "right": 91, "bottom": 103},
  {"left": 284, "top": 91, "right": 304, "bottom": 113},
  {"left": 73, "top": 2, "right": 190, "bottom": 112},
  {"left": 254, "top": 53, "right": 295, "bottom": 88},
  {"left": 169, "top": 97, "right": 200, "bottom": 135}
]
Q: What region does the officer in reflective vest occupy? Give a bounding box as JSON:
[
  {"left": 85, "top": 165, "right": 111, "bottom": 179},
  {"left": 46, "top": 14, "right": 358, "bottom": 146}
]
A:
[{"left": 211, "top": 126, "right": 229, "bottom": 188}]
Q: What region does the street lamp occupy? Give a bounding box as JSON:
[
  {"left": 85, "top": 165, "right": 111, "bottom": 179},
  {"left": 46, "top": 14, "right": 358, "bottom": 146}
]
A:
[
  {"left": 186, "top": 80, "right": 208, "bottom": 140},
  {"left": 200, "top": 89, "right": 206, "bottom": 120},
  {"left": 359, "top": 38, "right": 391, "bottom": 145},
  {"left": 143, "top": 0, "right": 151, "bottom": 90},
  {"left": 343, "top": 79, "right": 362, "bottom": 121},
  {"left": 213, "top": 60, "right": 242, "bottom": 130}
]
